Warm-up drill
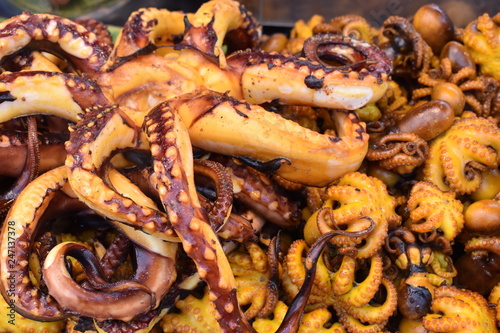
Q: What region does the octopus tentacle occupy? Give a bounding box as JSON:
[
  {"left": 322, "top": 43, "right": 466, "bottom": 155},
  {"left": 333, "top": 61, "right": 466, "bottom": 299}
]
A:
[
  {"left": 0, "top": 71, "right": 109, "bottom": 124},
  {"left": 336, "top": 254, "right": 384, "bottom": 307},
  {"left": 65, "top": 103, "right": 178, "bottom": 242},
  {"left": 194, "top": 158, "right": 233, "bottom": 231},
  {"left": 228, "top": 240, "right": 279, "bottom": 319},
  {"left": 0, "top": 12, "right": 109, "bottom": 74},
  {"left": 0, "top": 116, "right": 40, "bottom": 214},
  {"left": 423, "top": 112, "right": 500, "bottom": 194},
  {"left": 367, "top": 132, "right": 429, "bottom": 174},
  {"left": 2, "top": 49, "right": 64, "bottom": 72},
  {"left": 405, "top": 181, "right": 464, "bottom": 241},
  {"left": 339, "top": 277, "right": 397, "bottom": 324},
  {"left": 382, "top": 15, "right": 433, "bottom": 76},
  {"left": 0, "top": 166, "right": 69, "bottom": 321},
  {"left": 144, "top": 100, "right": 253, "bottom": 332},
  {"left": 335, "top": 304, "right": 387, "bottom": 333},
  {"left": 216, "top": 156, "right": 301, "bottom": 228},
  {"left": 306, "top": 172, "right": 400, "bottom": 258},
  {"left": 176, "top": 0, "right": 261, "bottom": 58},
  {"left": 99, "top": 232, "right": 132, "bottom": 281},
  {"left": 228, "top": 35, "right": 392, "bottom": 110},
  {"left": 0, "top": 117, "right": 68, "bottom": 181},
  {"left": 0, "top": 292, "right": 65, "bottom": 333},
  {"left": 42, "top": 240, "right": 177, "bottom": 322},
  {"left": 172, "top": 90, "right": 369, "bottom": 186},
  {"left": 106, "top": 8, "right": 190, "bottom": 69},
  {"left": 332, "top": 255, "right": 357, "bottom": 296}
]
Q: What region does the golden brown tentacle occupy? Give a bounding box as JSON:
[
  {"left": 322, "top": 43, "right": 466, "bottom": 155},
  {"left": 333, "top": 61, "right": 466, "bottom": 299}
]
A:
[
  {"left": 228, "top": 36, "right": 392, "bottom": 109},
  {"left": 422, "top": 285, "right": 497, "bottom": 332},
  {"left": 176, "top": 0, "right": 261, "bottom": 58},
  {"left": 144, "top": 100, "right": 254, "bottom": 332},
  {"left": 65, "top": 104, "right": 178, "bottom": 242},
  {"left": 173, "top": 90, "right": 369, "bottom": 186},
  {"left": 0, "top": 12, "right": 109, "bottom": 74},
  {"left": 0, "top": 71, "right": 109, "bottom": 124},
  {"left": 106, "top": 8, "right": 190, "bottom": 69}
]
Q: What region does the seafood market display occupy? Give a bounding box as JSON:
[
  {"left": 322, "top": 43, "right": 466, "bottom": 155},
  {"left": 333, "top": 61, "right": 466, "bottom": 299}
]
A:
[{"left": 0, "top": 1, "right": 500, "bottom": 332}]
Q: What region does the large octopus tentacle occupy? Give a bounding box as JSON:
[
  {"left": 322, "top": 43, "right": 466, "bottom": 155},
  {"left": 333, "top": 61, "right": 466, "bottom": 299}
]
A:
[
  {"left": 0, "top": 166, "right": 70, "bottom": 320},
  {"left": 65, "top": 103, "right": 179, "bottom": 242},
  {"left": 0, "top": 12, "right": 110, "bottom": 74},
  {"left": 228, "top": 34, "right": 392, "bottom": 110},
  {"left": 42, "top": 240, "right": 177, "bottom": 322},
  {"left": 170, "top": 90, "right": 369, "bottom": 186},
  {"left": 106, "top": 8, "right": 190, "bottom": 68},
  {"left": 144, "top": 99, "right": 252, "bottom": 332},
  {"left": 176, "top": 0, "right": 261, "bottom": 58},
  {"left": 0, "top": 71, "right": 109, "bottom": 123}
]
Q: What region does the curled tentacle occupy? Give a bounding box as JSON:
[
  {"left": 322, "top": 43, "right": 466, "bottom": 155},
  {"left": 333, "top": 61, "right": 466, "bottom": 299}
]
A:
[
  {"left": 43, "top": 240, "right": 177, "bottom": 322},
  {"left": 194, "top": 158, "right": 233, "bottom": 231},
  {"left": 423, "top": 111, "right": 500, "bottom": 194},
  {"left": 381, "top": 15, "right": 433, "bottom": 77},
  {"left": 422, "top": 285, "right": 497, "bottom": 332},
  {"left": 228, "top": 35, "right": 392, "bottom": 110},
  {"left": 171, "top": 90, "right": 369, "bottom": 186},
  {"left": 176, "top": 0, "right": 261, "bottom": 58},
  {"left": 367, "top": 132, "right": 429, "bottom": 174},
  {"left": 0, "top": 167, "right": 71, "bottom": 321},
  {"left": 65, "top": 103, "right": 179, "bottom": 243},
  {"left": 105, "top": 8, "right": 189, "bottom": 69},
  {"left": 0, "top": 12, "right": 110, "bottom": 74},
  {"left": 215, "top": 156, "right": 301, "bottom": 229}
]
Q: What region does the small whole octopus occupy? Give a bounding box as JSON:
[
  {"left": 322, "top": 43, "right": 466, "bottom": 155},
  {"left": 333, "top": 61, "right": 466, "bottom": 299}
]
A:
[{"left": 1, "top": 1, "right": 500, "bottom": 333}]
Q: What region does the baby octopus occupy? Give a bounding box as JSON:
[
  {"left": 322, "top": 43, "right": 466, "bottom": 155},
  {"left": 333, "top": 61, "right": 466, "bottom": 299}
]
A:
[
  {"left": 422, "top": 111, "right": 500, "bottom": 195},
  {"left": 0, "top": 0, "right": 393, "bottom": 332}
]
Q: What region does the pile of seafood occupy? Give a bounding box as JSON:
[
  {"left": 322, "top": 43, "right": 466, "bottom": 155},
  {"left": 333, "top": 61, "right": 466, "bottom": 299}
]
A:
[{"left": 1, "top": 0, "right": 500, "bottom": 332}]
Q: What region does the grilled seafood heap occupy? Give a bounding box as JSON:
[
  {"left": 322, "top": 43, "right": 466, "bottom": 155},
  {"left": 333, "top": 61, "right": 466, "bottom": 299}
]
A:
[{"left": 0, "top": 1, "right": 500, "bottom": 333}]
